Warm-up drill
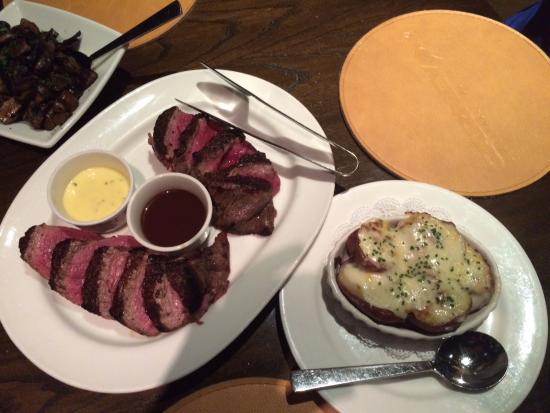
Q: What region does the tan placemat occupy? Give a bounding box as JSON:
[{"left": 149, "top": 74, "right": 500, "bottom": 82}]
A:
[
  {"left": 164, "top": 378, "right": 337, "bottom": 413},
  {"left": 3, "top": 0, "right": 195, "bottom": 48},
  {"left": 340, "top": 10, "right": 550, "bottom": 196}
]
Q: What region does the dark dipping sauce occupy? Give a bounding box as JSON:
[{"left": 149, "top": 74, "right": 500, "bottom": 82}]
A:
[{"left": 141, "top": 189, "right": 207, "bottom": 247}]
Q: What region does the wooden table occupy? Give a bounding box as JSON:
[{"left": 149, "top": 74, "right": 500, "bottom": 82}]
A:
[{"left": 1, "top": 1, "right": 548, "bottom": 411}]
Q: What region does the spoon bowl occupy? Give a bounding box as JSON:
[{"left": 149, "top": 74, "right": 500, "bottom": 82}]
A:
[
  {"left": 434, "top": 331, "right": 508, "bottom": 391},
  {"left": 291, "top": 331, "right": 508, "bottom": 393}
]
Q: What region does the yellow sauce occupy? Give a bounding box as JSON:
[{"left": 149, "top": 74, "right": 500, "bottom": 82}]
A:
[{"left": 62, "top": 166, "right": 129, "bottom": 222}]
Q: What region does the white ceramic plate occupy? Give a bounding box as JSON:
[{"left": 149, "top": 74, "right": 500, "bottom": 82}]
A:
[
  {"left": 326, "top": 222, "right": 502, "bottom": 340},
  {"left": 280, "top": 181, "right": 547, "bottom": 413},
  {"left": 0, "top": 69, "right": 335, "bottom": 392},
  {"left": 0, "top": 0, "right": 124, "bottom": 148}
]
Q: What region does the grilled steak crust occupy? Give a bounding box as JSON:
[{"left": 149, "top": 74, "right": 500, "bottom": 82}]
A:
[
  {"left": 19, "top": 224, "right": 231, "bottom": 337},
  {"left": 225, "top": 152, "right": 281, "bottom": 195},
  {"left": 19, "top": 224, "right": 100, "bottom": 279},
  {"left": 229, "top": 202, "right": 276, "bottom": 235},
  {"left": 150, "top": 107, "right": 195, "bottom": 167},
  {"left": 110, "top": 249, "right": 160, "bottom": 336},
  {"left": 149, "top": 108, "right": 281, "bottom": 236},
  {"left": 204, "top": 175, "right": 272, "bottom": 232},
  {"left": 49, "top": 239, "right": 84, "bottom": 296},
  {"left": 143, "top": 232, "right": 230, "bottom": 330},
  {"left": 172, "top": 115, "right": 224, "bottom": 174},
  {"left": 187, "top": 232, "right": 230, "bottom": 311},
  {"left": 48, "top": 236, "right": 139, "bottom": 305},
  {"left": 191, "top": 129, "right": 245, "bottom": 176},
  {"left": 81, "top": 246, "right": 132, "bottom": 318},
  {"left": 142, "top": 256, "right": 202, "bottom": 332},
  {"left": 219, "top": 140, "right": 257, "bottom": 170},
  {"left": 150, "top": 106, "right": 176, "bottom": 160}
]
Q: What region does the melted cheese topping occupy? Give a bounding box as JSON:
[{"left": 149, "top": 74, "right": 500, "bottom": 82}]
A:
[
  {"left": 337, "top": 213, "right": 493, "bottom": 327},
  {"left": 62, "top": 167, "right": 129, "bottom": 222}
]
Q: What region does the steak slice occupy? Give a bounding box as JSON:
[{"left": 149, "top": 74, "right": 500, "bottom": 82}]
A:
[
  {"left": 204, "top": 175, "right": 273, "bottom": 233},
  {"left": 149, "top": 107, "right": 194, "bottom": 167},
  {"left": 225, "top": 152, "right": 281, "bottom": 195},
  {"left": 186, "top": 232, "right": 230, "bottom": 319},
  {"left": 191, "top": 129, "right": 245, "bottom": 176},
  {"left": 218, "top": 140, "right": 257, "bottom": 170},
  {"left": 142, "top": 256, "right": 203, "bottom": 331},
  {"left": 81, "top": 246, "right": 132, "bottom": 318},
  {"left": 172, "top": 115, "right": 224, "bottom": 174},
  {"left": 49, "top": 236, "right": 140, "bottom": 305},
  {"left": 229, "top": 201, "right": 276, "bottom": 235},
  {"left": 19, "top": 224, "right": 101, "bottom": 279},
  {"left": 110, "top": 249, "right": 160, "bottom": 336}
]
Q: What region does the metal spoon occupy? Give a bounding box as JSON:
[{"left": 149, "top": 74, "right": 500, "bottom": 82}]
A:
[
  {"left": 291, "top": 331, "right": 508, "bottom": 393},
  {"left": 73, "top": 0, "right": 182, "bottom": 67}
]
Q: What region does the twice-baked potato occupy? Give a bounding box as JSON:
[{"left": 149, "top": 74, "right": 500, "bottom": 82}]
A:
[{"left": 335, "top": 212, "right": 496, "bottom": 335}]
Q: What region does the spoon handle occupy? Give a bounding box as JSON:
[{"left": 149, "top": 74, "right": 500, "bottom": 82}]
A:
[
  {"left": 89, "top": 0, "right": 182, "bottom": 61},
  {"left": 291, "top": 361, "right": 433, "bottom": 392}
]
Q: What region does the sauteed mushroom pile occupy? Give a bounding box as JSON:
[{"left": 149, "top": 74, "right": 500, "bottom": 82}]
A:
[{"left": 0, "top": 18, "right": 97, "bottom": 130}]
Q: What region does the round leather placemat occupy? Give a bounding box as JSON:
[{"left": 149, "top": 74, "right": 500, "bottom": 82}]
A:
[
  {"left": 340, "top": 10, "right": 550, "bottom": 196},
  {"left": 164, "top": 378, "right": 337, "bottom": 413},
  {"left": 3, "top": 0, "right": 195, "bottom": 48}
]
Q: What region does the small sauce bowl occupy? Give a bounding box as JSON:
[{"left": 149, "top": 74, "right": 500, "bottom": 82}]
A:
[
  {"left": 47, "top": 150, "right": 134, "bottom": 233},
  {"left": 126, "top": 173, "right": 213, "bottom": 253}
]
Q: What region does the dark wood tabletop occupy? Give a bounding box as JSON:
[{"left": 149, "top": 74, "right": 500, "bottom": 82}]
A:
[{"left": 1, "top": 1, "right": 548, "bottom": 412}]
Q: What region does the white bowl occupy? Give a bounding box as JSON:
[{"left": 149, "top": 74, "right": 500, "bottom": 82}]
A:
[
  {"left": 47, "top": 150, "right": 134, "bottom": 233},
  {"left": 126, "top": 173, "right": 213, "bottom": 253},
  {"left": 0, "top": 1, "right": 124, "bottom": 148},
  {"left": 327, "top": 222, "right": 502, "bottom": 340}
]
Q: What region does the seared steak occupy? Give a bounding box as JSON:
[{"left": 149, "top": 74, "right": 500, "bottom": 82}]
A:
[
  {"left": 219, "top": 140, "right": 257, "bottom": 170},
  {"left": 225, "top": 152, "right": 281, "bottom": 195},
  {"left": 49, "top": 236, "right": 140, "bottom": 305},
  {"left": 187, "top": 231, "right": 230, "bottom": 316},
  {"left": 229, "top": 202, "right": 276, "bottom": 235},
  {"left": 149, "top": 107, "right": 194, "bottom": 167},
  {"left": 149, "top": 108, "right": 281, "bottom": 235},
  {"left": 110, "top": 249, "right": 160, "bottom": 336},
  {"left": 142, "top": 257, "right": 201, "bottom": 332},
  {"left": 19, "top": 224, "right": 101, "bottom": 279},
  {"left": 172, "top": 115, "right": 224, "bottom": 174},
  {"left": 81, "top": 246, "right": 132, "bottom": 318},
  {"left": 191, "top": 129, "right": 245, "bottom": 176},
  {"left": 142, "top": 232, "right": 230, "bottom": 331},
  {"left": 204, "top": 175, "right": 274, "bottom": 233},
  {"left": 19, "top": 223, "right": 231, "bottom": 337}
]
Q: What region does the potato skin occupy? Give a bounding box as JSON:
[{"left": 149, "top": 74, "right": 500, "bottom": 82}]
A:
[
  {"left": 345, "top": 228, "right": 385, "bottom": 272},
  {"left": 336, "top": 213, "right": 495, "bottom": 335},
  {"left": 336, "top": 271, "right": 402, "bottom": 325}
]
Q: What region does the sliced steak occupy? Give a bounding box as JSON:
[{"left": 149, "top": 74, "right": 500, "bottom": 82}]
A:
[
  {"left": 149, "top": 107, "right": 194, "bottom": 167},
  {"left": 230, "top": 201, "right": 276, "bottom": 236},
  {"left": 142, "top": 256, "right": 202, "bottom": 331},
  {"left": 110, "top": 249, "right": 160, "bottom": 336},
  {"left": 81, "top": 246, "right": 132, "bottom": 318},
  {"left": 191, "top": 129, "right": 245, "bottom": 176},
  {"left": 186, "top": 232, "right": 230, "bottom": 319},
  {"left": 19, "top": 224, "right": 101, "bottom": 279},
  {"left": 204, "top": 175, "right": 273, "bottom": 233},
  {"left": 172, "top": 115, "right": 224, "bottom": 174},
  {"left": 49, "top": 236, "right": 140, "bottom": 305},
  {"left": 218, "top": 140, "right": 257, "bottom": 170},
  {"left": 225, "top": 152, "right": 281, "bottom": 195}
]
